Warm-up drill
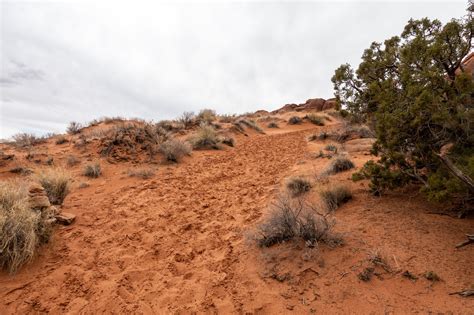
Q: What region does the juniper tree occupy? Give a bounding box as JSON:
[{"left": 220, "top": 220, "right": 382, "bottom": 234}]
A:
[{"left": 332, "top": 4, "right": 474, "bottom": 203}]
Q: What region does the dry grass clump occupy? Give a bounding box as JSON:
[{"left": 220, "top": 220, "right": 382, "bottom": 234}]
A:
[
  {"left": 83, "top": 163, "right": 101, "bottom": 178},
  {"left": 0, "top": 180, "right": 54, "bottom": 273},
  {"left": 306, "top": 114, "right": 325, "bottom": 126},
  {"left": 256, "top": 196, "right": 339, "bottom": 248},
  {"left": 197, "top": 109, "right": 217, "bottom": 124},
  {"left": 190, "top": 125, "right": 221, "bottom": 150},
  {"left": 218, "top": 114, "right": 236, "bottom": 123},
  {"left": 286, "top": 177, "right": 312, "bottom": 196},
  {"left": 37, "top": 168, "right": 71, "bottom": 205},
  {"left": 67, "top": 121, "right": 82, "bottom": 135},
  {"left": 288, "top": 116, "right": 302, "bottom": 125},
  {"left": 12, "top": 133, "right": 45, "bottom": 148},
  {"left": 127, "top": 167, "right": 155, "bottom": 179},
  {"left": 267, "top": 122, "right": 279, "bottom": 128},
  {"left": 55, "top": 136, "right": 68, "bottom": 145},
  {"left": 325, "top": 156, "right": 355, "bottom": 174},
  {"left": 66, "top": 155, "right": 80, "bottom": 167},
  {"left": 159, "top": 138, "right": 192, "bottom": 162},
  {"left": 320, "top": 185, "right": 352, "bottom": 211},
  {"left": 9, "top": 166, "right": 33, "bottom": 175},
  {"left": 236, "top": 119, "right": 264, "bottom": 133}
]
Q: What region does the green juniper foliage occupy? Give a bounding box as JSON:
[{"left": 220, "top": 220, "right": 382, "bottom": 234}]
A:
[{"left": 334, "top": 5, "right": 474, "bottom": 201}]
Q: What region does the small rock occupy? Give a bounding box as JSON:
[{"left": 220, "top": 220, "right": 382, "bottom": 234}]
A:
[
  {"left": 29, "top": 195, "right": 51, "bottom": 209},
  {"left": 55, "top": 212, "right": 76, "bottom": 225}
]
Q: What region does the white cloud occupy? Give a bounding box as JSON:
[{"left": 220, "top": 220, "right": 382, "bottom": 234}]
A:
[{"left": 0, "top": 0, "right": 467, "bottom": 138}]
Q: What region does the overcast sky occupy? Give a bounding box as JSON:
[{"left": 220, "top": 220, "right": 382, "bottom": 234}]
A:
[{"left": 0, "top": 1, "right": 467, "bottom": 138}]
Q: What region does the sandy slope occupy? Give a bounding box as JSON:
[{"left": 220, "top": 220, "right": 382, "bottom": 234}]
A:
[{"left": 1, "top": 118, "right": 473, "bottom": 314}]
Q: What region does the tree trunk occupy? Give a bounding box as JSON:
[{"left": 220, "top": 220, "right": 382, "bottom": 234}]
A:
[{"left": 436, "top": 149, "right": 474, "bottom": 194}]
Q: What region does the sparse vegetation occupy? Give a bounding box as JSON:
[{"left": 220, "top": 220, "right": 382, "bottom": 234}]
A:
[
  {"left": 236, "top": 119, "right": 264, "bottom": 133},
  {"left": 83, "top": 163, "right": 101, "bottom": 178},
  {"left": 267, "top": 122, "right": 279, "bottom": 128},
  {"left": 127, "top": 167, "right": 155, "bottom": 179},
  {"left": 55, "top": 136, "right": 68, "bottom": 145},
  {"left": 37, "top": 168, "right": 71, "bottom": 205},
  {"left": 12, "top": 133, "right": 44, "bottom": 148},
  {"left": 190, "top": 125, "right": 221, "bottom": 150},
  {"left": 256, "top": 196, "right": 340, "bottom": 248},
  {"left": 288, "top": 116, "right": 302, "bottom": 125},
  {"left": 0, "top": 180, "right": 54, "bottom": 273},
  {"left": 67, "top": 121, "right": 82, "bottom": 135},
  {"left": 324, "top": 144, "right": 337, "bottom": 152},
  {"left": 197, "top": 109, "right": 217, "bottom": 124},
  {"left": 218, "top": 114, "right": 236, "bottom": 123},
  {"left": 286, "top": 177, "right": 312, "bottom": 196},
  {"left": 159, "top": 138, "right": 192, "bottom": 162},
  {"left": 178, "top": 111, "right": 195, "bottom": 129},
  {"left": 100, "top": 123, "right": 168, "bottom": 161},
  {"left": 320, "top": 185, "right": 352, "bottom": 211},
  {"left": 66, "top": 155, "right": 80, "bottom": 167},
  {"left": 306, "top": 114, "right": 325, "bottom": 126},
  {"left": 9, "top": 166, "right": 32, "bottom": 175},
  {"left": 325, "top": 156, "right": 355, "bottom": 174}
]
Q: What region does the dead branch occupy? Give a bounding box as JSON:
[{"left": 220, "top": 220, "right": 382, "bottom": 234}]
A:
[{"left": 455, "top": 234, "right": 474, "bottom": 248}]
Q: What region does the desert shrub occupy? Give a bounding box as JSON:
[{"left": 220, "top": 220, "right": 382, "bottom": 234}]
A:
[
  {"left": 288, "top": 116, "right": 302, "bottom": 125},
  {"left": 0, "top": 180, "right": 54, "bottom": 273},
  {"left": 267, "top": 122, "right": 279, "bottom": 128},
  {"left": 9, "top": 167, "right": 33, "bottom": 175},
  {"left": 332, "top": 10, "right": 473, "bottom": 201},
  {"left": 178, "top": 111, "right": 195, "bottom": 129},
  {"left": 320, "top": 185, "right": 352, "bottom": 211},
  {"left": 66, "top": 155, "right": 80, "bottom": 167},
  {"left": 37, "top": 168, "right": 71, "bottom": 205},
  {"left": 218, "top": 114, "right": 236, "bottom": 123},
  {"left": 102, "top": 116, "right": 125, "bottom": 124},
  {"left": 156, "top": 120, "right": 174, "bottom": 131},
  {"left": 55, "top": 136, "right": 68, "bottom": 145},
  {"left": 67, "top": 121, "right": 82, "bottom": 135},
  {"left": 325, "top": 156, "right": 355, "bottom": 174},
  {"left": 12, "top": 133, "right": 43, "bottom": 148},
  {"left": 256, "top": 196, "right": 338, "bottom": 248},
  {"left": 221, "top": 136, "right": 235, "bottom": 147},
  {"left": 237, "top": 119, "right": 264, "bottom": 133},
  {"left": 191, "top": 125, "right": 221, "bottom": 149},
  {"left": 159, "top": 138, "right": 192, "bottom": 162},
  {"left": 306, "top": 114, "right": 325, "bottom": 126},
  {"left": 83, "top": 163, "right": 101, "bottom": 178},
  {"left": 324, "top": 144, "right": 338, "bottom": 152},
  {"left": 100, "top": 123, "right": 168, "bottom": 161},
  {"left": 127, "top": 167, "right": 155, "bottom": 179},
  {"left": 286, "top": 177, "right": 312, "bottom": 196},
  {"left": 197, "top": 109, "right": 217, "bottom": 124}
]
